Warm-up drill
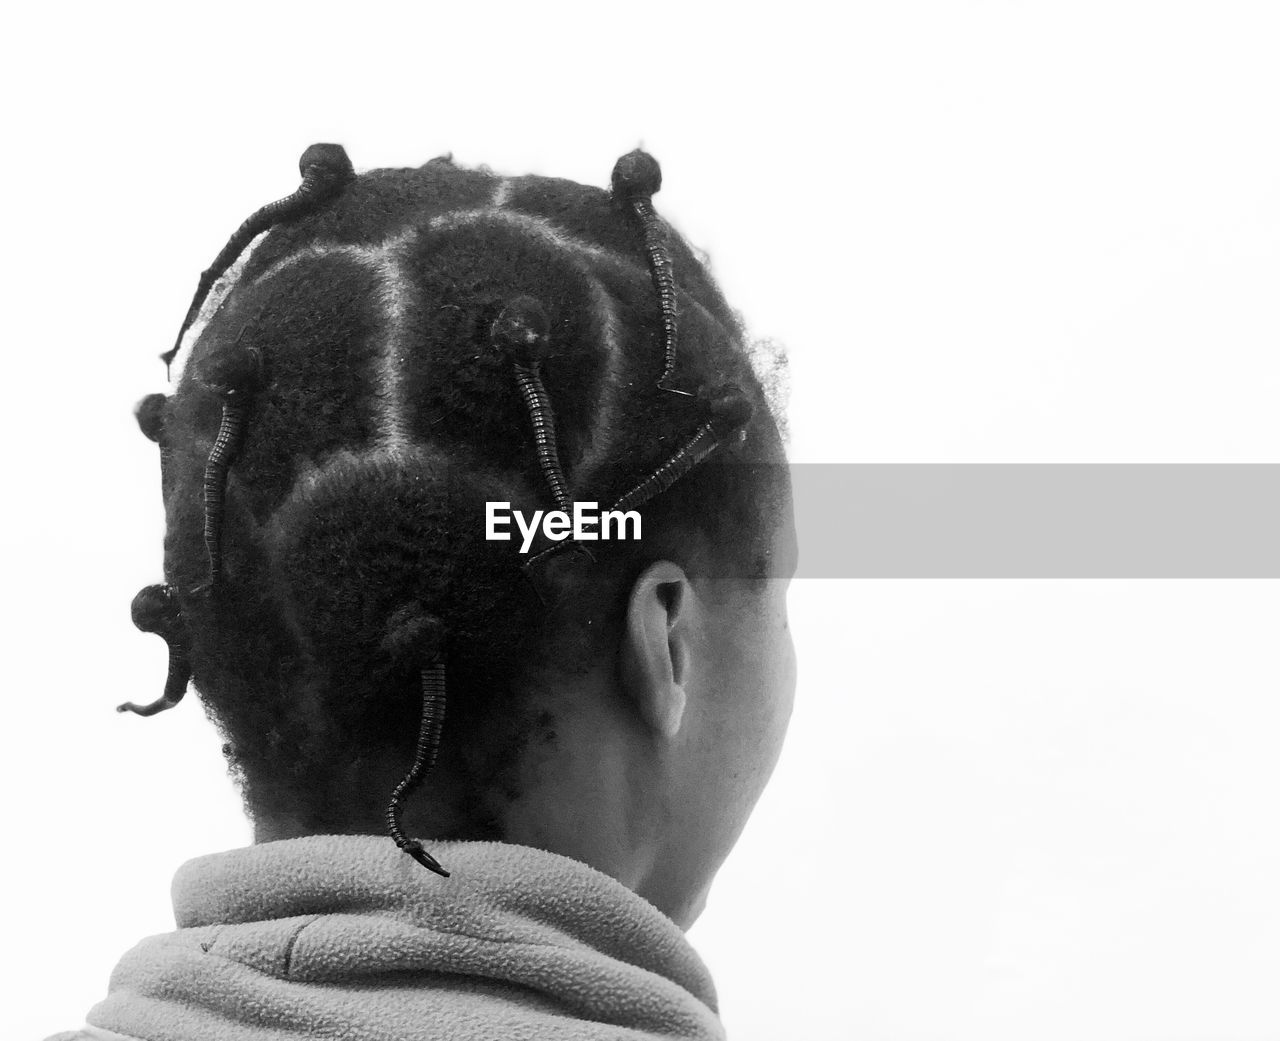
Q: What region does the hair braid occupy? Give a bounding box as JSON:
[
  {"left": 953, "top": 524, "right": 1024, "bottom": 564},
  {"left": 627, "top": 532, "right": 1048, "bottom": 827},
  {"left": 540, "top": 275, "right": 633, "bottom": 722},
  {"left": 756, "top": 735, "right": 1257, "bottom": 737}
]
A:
[
  {"left": 611, "top": 150, "right": 687, "bottom": 395},
  {"left": 162, "top": 144, "right": 356, "bottom": 372},
  {"left": 381, "top": 609, "right": 450, "bottom": 876},
  {"left": 491, "top": 297, "right": 572, "bottom": 513},
  {"left": 195, "top": 341, "right": 263, "bottom": 590},
  {"left": 117, "top": 584, "right": 191, "bottom": 716}
]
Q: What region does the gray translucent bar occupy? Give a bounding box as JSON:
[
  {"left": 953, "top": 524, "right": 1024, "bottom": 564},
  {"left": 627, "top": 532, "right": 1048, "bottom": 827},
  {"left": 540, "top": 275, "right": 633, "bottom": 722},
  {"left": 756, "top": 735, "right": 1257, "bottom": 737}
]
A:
[{"left": 791, "top": 465, "right": 1280, "bottom": 578}]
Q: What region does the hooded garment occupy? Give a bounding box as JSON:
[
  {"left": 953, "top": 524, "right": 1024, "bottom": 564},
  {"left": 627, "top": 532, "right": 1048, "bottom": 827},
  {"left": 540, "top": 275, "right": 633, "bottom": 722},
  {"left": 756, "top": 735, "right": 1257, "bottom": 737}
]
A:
[{"left": 47, "top": 835, "right": 726, "bottom": 1041}]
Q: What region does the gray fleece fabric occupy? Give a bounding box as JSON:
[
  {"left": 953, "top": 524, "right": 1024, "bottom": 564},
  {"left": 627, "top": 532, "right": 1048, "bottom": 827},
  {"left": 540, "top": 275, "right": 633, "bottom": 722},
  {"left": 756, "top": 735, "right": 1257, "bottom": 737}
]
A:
[{"left": 47, "top": 835, "right": 725, "bottom": 1040}]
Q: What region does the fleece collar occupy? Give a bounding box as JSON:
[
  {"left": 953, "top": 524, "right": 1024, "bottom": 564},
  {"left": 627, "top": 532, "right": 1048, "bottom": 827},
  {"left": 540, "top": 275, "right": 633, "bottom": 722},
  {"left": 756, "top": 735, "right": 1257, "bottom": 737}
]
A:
[{"left": 80, "top": 835, "right": 724, "bottom": 1041}]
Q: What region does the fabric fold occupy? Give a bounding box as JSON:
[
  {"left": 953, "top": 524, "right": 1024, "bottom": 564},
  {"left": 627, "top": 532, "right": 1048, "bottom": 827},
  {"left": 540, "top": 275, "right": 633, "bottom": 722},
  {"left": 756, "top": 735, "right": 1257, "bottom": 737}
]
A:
[{"left": 50, "top": 836, "right": 725, "bottom": 1041}]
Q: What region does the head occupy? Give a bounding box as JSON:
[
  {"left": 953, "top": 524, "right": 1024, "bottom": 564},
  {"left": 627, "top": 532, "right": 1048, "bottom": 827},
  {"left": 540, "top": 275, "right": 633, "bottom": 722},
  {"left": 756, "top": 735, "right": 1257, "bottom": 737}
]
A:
[{"left": 134, "top": 145, "right": 795, "bottom": 928}]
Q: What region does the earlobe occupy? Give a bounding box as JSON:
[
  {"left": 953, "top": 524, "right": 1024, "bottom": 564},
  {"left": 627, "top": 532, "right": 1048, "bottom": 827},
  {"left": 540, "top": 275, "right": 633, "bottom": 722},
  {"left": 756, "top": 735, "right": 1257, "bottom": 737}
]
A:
[{"left": 619, "top": 560, "right": 691, "bottom": 739}]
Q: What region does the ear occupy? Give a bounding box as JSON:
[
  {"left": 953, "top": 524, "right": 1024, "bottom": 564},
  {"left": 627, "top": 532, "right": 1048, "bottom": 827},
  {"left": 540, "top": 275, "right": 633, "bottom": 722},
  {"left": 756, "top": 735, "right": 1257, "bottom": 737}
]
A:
[{"left": 618, "top": 560, "right": 692, "bottom": 739}]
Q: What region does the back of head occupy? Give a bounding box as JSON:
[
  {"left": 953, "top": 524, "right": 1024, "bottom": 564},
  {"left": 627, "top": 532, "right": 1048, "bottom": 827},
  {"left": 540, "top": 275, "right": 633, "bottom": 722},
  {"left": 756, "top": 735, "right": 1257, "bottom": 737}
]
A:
[{"left": 134, "top": 145, "right": 788, "bottom": 858}]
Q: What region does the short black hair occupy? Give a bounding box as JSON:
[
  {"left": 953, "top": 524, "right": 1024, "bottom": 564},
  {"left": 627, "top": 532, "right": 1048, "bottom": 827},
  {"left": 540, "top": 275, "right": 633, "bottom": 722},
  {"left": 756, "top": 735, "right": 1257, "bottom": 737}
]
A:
[{"left": 133, "top": 147, "right": 788, "bottom": 841}]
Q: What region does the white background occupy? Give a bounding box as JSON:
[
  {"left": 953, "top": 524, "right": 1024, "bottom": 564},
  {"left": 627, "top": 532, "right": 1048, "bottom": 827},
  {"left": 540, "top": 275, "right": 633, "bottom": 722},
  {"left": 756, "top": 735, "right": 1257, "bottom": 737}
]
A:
[{"left": 5, "top": 3, "right": 1279, "bottom": 1038}]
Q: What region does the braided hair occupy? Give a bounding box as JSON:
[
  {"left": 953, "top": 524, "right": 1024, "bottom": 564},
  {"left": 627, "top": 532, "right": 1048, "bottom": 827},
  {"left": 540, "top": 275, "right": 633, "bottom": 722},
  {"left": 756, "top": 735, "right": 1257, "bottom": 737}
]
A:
[{"left": 126, "top": 145, "right": 788, "bottom": 874}]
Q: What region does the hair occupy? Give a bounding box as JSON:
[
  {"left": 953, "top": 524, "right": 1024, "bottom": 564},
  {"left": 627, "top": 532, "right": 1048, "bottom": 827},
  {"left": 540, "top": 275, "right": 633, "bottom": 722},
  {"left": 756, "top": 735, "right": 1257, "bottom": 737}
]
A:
[{"left": 128, "top": 144, "right": 789, "bottom": 866}]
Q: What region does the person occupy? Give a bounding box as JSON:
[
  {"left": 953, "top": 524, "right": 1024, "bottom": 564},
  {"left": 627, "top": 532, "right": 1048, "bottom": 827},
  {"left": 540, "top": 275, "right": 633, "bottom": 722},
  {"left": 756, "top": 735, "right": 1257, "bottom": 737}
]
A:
[{"left": 50, "top": 143, "right": 796, "bottom": 1041}]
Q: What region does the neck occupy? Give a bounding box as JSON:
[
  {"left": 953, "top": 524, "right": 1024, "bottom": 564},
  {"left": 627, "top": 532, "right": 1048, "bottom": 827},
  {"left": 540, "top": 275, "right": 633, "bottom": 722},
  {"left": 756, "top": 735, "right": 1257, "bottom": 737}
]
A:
[{"left": 249, "top": 668, "right": 691, "bottom": 922}]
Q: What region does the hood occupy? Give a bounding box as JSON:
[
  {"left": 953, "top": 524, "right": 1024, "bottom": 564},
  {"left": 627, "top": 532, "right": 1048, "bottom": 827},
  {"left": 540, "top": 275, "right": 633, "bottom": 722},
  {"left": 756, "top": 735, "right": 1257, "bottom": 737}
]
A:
[{"left": 75, "top": 835, "right": 725, "bottom": 1041}]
